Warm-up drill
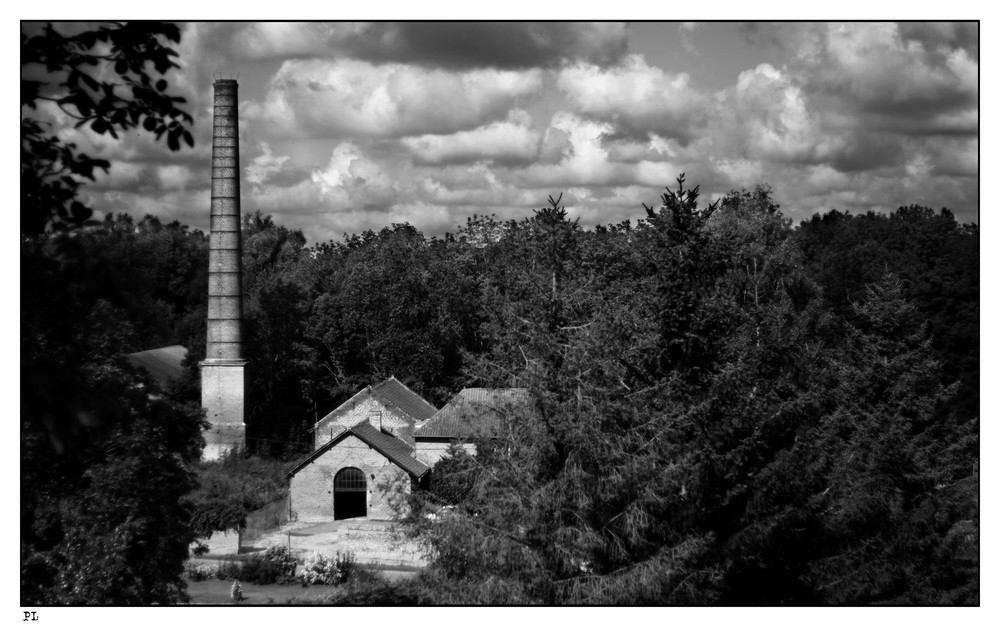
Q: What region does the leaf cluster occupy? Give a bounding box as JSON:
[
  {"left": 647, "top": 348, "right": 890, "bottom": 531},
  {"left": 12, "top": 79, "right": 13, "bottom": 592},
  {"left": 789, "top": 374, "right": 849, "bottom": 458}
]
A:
[
  {"left": 21, "top": 22, "right": 193, "bottom": 235},
  {"left": 184, "top": 455, "right": 292, "bottom": 537}
]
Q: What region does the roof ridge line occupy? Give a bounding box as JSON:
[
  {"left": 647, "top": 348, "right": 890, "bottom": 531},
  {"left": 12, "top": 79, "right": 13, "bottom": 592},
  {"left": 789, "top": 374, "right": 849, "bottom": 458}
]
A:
[{"left": 290, "top": 422, "right": 428, "bottom": 479}]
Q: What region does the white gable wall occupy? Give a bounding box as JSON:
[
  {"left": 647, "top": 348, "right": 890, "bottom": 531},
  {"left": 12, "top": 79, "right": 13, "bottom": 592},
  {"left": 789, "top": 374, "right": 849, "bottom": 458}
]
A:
[
  {"left": 414, "top": 441, "right": 477, "bottom": 467},
  {"left": 313, "top": 396, "right": 414, "bottom": 449},
  {"left": 289, "top": 434, "right": 413, "bottom": 522}
]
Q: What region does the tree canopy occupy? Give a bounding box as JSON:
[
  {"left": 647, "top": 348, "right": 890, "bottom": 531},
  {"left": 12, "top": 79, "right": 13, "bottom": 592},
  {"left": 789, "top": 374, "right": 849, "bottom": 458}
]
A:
[
  {"left": 392, "top": 182, "right": 978, "bottom": 605},
  {"left": 21, "top": 22, "right": 202, "bottom": 605},
  {"left": 21, "top": 21, "right": 193, "bottom": 235}
]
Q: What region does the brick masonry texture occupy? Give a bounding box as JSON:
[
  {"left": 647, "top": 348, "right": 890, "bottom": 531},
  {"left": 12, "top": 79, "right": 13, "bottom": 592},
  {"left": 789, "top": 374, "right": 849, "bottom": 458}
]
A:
[
  {"left": 314, "top": 397, "right": 415, "bottom": 449},
  {"left": 290, "top": 434, "right": 413, "bottom": 521}
]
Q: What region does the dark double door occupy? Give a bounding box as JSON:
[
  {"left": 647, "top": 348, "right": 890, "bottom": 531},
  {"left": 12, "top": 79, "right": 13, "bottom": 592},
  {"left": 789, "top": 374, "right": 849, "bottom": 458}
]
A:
[{"left": 334, "top": 467, "right": 367, "bottom": 520}]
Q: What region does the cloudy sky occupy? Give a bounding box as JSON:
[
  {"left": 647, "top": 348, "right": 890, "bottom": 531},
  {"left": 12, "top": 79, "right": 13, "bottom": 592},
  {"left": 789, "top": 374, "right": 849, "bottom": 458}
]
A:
[{"left": 33, "top": 21, "right": 979, "bottom": 244}]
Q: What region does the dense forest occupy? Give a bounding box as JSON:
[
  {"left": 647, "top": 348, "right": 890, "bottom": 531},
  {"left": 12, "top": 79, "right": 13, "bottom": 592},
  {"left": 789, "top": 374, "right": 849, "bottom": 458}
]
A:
[{"left": 22, "top": 177, "right": 979, "bottom": 604}]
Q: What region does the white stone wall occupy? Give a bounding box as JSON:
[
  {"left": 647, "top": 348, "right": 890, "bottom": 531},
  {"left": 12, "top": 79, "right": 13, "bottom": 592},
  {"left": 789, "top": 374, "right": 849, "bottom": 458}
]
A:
[
  {"left": 203, "top": 424, "right": 245, "bottom": 462},
  {"left": 201, "top": 361, "right": 245, "bottom": 460},
  {"left": 313, "top": 396, "right": 414, "bottom": 449},
  {"left": 415, "top": 440, "right": 476, "bottom": 467},
  {"left": 290, "top": 434, "right": 412, "bottom": 521}
]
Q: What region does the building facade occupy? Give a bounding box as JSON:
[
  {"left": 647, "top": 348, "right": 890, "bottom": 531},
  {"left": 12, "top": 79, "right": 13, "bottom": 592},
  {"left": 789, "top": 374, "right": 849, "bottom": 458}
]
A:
[
  {"left": 288, "top": 381, "right": 530, "bottom": 523},
  {"left": 289, "top": 377, "right": 435, "bottom": 521},
  {"left": 288, "top": 423, "right": 429, "bottom": 521}
]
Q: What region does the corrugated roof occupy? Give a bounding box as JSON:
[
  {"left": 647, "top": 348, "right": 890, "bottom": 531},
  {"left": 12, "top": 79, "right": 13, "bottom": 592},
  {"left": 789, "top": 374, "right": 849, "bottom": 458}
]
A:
[
  {"left": 311, "top": 376, "right": 437, "bottom": 432},
  {"left": 415, "top": 388, "right": 531, "bottom": 439},
  {"left": 349, "top": 423, "right": 429, "bottom": 478},
  {"left": 289, "top": 422, "right": 429, "bottom": 479},
  {"left": 126, "top": 345, "right": 187, "bottom": 389},
  {"left": 371, "top": 377, "right": 438, "bottom": 422}
]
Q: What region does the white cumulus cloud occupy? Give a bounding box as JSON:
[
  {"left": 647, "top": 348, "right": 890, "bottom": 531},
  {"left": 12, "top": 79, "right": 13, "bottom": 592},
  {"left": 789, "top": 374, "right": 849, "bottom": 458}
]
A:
[
  {"left": 557, "top": 55, "right": 708, "bottom": 140},
  {"left": 401, "top": 111, "right": 541, "bottom": 164},
  {"left": 246, "top": 59, "right": 544, "bottom": 139}
]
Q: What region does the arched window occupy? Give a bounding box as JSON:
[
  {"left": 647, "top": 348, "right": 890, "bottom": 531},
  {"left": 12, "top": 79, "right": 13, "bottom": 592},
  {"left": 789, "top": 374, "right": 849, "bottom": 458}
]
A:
[{"left": 334, "top": 467, "right": 366, "bottom": 491}]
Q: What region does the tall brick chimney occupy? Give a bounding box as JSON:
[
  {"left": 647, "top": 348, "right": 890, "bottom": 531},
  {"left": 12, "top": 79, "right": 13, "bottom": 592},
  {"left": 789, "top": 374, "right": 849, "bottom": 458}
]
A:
[{"left": 200, "top": 78, "right": 246, "bottom": 460}]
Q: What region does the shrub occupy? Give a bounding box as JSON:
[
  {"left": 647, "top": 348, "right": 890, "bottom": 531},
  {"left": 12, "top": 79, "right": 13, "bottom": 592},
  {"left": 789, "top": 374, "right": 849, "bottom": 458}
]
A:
[
  {"left": 230, "top": 580, "right": 244, "bottom": 602},
  {"left": 211, "top": 546, "right": 299, "bottom": 584},
  {"left": 184, "top": 562, "right": 214, "bottom": 581},
  {"left": 239, "top": 545, "right": 298, "bottom": 585},
  {"left": 300, "top": 552, "right": 342, "bottom": 586},
  {"left": 185, "top": 455, "right": 292, "bottom": 538},
  {"left": 298, "top": 550, "right": 357, "bottom": 587},
  {"left": 278, "top": 569, "right": 423, "bottom": 605},
  {"left": 214, "top": 560, "right": 242, "bottom": 581},
  {"left": 335, "top": 550, "right": 357, "bottom": 583}
]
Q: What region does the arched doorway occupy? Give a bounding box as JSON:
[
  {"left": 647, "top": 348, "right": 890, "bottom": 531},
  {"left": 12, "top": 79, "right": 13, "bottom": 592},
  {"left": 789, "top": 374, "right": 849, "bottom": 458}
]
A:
[{"left": 334, "top": 467, "right": 367, "bottom": 520}]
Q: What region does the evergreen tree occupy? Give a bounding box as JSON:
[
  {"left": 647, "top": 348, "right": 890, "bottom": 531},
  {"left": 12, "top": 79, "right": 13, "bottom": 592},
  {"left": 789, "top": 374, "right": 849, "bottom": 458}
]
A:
[
  {"left": 403, "top": 182, "right": 978, "bottom": 605},
  {"left": 802, "top": 275, "right": 977, "bottom": 603}
]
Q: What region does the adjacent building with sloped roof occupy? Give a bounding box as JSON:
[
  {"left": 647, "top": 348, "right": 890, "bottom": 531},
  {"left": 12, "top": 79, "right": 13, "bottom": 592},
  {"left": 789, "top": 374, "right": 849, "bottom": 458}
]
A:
[
  {"left": 289, "top": 380, "right": 532, "bottom": 522},
  {"left": 415, "top": 388, "right": 530, "bottom": 466},
  {"left": 125, "top": 345, "right": 188, "bottom": 390}
]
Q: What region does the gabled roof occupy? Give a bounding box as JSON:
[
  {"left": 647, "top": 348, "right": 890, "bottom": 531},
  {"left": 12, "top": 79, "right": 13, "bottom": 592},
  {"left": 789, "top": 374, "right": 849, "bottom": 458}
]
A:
[
  {"left": 415, "top": 388, "right": 531, "bottom": 439},
  {"left": 370, "top": 377, "right": 438, "bottom": 422},
  {"left": 126, "top": 345, "right": 187, "bottom": 389},
  {"left": 289, "top": 422, "right": 430, "bottom": 479},
  {"left": 311, "top": 376, "right": 437, "bottom": 431}
]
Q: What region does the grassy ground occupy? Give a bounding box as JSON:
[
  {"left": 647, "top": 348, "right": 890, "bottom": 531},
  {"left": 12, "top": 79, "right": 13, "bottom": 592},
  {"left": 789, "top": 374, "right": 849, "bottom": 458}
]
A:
[
  {"left": 185, "top": 579, "right": 336, "bottom": 604},
  {"left": 184, "top": 570, "right": 419, "bottom": 605}
]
